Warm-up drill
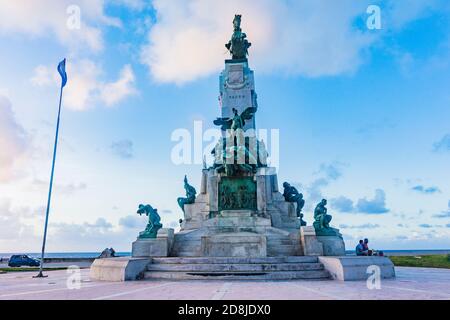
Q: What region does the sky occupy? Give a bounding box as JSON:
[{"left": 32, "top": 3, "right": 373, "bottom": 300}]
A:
[{"left": 0, "top": 0, "right": 449, "bottom": 253}]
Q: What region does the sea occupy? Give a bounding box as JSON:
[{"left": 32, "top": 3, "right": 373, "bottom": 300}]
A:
[
  {"left": 0, "top": 252, "right": 132, "bottom": 259},
  {"left": 1, "top": 249, "right": 449, "bottom": 260}
]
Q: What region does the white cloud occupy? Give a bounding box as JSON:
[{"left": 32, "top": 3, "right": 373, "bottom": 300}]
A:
[
  {"left": 0, "top": 96, "right": 28, "bottom": 182},
  {"left": 31, "top": 61, "right": 137, "bottom": 110},
  {"left": 0, "top": 200, "right": 41, "bottom": 251},
  {"left": 140, "top": 0, "right": 373, "bottom": 84},
  {"left": 30, "top": 65, "right": 58, "bottom": 87},
  {"left": 140, "top": 0, "right": 446, "bottom": 84},
  {"left": 64, "top": 59, "right": 102, "bottom": 110},
  {"left": 0, "top": 0, "right": 123, "bottom": 52},
  {"left": 100, "top": 65, "right": 137, "bottom": 106}
]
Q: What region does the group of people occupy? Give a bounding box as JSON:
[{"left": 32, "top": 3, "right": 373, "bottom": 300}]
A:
[{"left": 355, "top": 238, "right": 384, "bottom": 256}]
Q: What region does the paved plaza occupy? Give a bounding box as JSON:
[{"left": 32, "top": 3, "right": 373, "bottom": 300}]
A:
[{"left": 0, "top": 267, "right": 449, "bottom": 300}]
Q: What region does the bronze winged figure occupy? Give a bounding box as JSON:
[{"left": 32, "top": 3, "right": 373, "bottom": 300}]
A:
[{"left": 214, "top": 107, "right": 257, "bottom": 131}]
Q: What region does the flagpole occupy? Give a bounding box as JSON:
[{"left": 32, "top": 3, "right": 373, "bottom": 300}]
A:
[{"left": 35, "top": 68, "right": 65, "bottom": 278}]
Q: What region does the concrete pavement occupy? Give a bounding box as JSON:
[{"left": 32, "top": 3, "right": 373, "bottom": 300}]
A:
[{"left": 0, "top": 267, "right": 449, "bottom": 300}]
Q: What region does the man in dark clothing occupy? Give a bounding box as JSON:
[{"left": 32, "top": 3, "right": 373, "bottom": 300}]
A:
[{"left": 356, "top": 240, "right": 365, "bottom": 256}]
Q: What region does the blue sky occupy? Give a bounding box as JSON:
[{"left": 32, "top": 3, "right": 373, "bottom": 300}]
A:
[{"left": 0, "top": 0, "right": 449, "bottom": 252}]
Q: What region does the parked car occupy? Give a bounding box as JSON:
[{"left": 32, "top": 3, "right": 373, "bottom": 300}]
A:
[{"left": 8, "top": 255, "right": 40, "bottom": 267}]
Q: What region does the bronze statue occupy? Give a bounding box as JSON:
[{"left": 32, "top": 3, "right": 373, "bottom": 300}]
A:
[
  {"left": 313, "top": 199, "right": 332, "bottom": 230},
  {"left": 177, "top": 175, "right": 197, "bottom": 213},
  {"left": 213, "top": 107, "right": 257, "bottom": 131},
  {"left": 282, "top": 182, "right": 306, "bottom": 226},
  {"left": 136, "top": 204, "right": 162, "bottom": 239},
  {"left": 225, "top": 14, "right": 251, "bottom": 60}
]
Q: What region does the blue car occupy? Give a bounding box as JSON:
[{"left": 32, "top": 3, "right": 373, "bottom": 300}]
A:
[{"left": 8, "top": 255, "right": 40, "bottom": 267}]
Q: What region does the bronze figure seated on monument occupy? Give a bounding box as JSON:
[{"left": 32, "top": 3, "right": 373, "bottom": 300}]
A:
[
  {"left": 282, "top": 182, "right": 307, "bottom": 226},
  {"left": 313, "top": 199, "right": 340, "bottom": 237},
  {"left": 177, "top": 175, "right": 196, "bottom": 213}
]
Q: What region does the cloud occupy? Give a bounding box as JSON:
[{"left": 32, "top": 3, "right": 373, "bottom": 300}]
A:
[
  {"left": 339, "top": 223, "right": 380, "bottom": 229},
  {"left": 111, "top": 140, "right": 134, "bottom": 159},
  {"left": 100, "top": 65, "right": 137, "bottom": 106},
  {"left": 306, "top": 162, "right": 345, "bottom": 203},
  {"left": 140, "top": 0, "right": 373, "bottom": 84},
  {"left": 51, "top": 218, "right": 113, "bottom": 238},
  {"left": 330, "top": 196, "right": 354, "bottom": 213},
  {"left": 31, "top": 178, "right": 87, "bottom": 195},
  {"left": 433, "top": 134, "right": 450, "bottom": 152},
  {"left": 119, "top": 215, "right": 142, "bottom": 229},
  {"left": 411, "top": 185, "right": 441, "bottom": 194},
  {"left": 139, "top": 0, "right": 445, "bottom": 84},
  {"left": 0, "top": 200, "right": 26, "bottom": 239},
  {"left": 433, "top": 201, "right": 450, "bottom": 218},
  {"left": 355, "top": 189, "right": 389, "bottom": 214},
  {"left": 0, "top": 1, "right": 122, "bottom": 52},
  {"left": 0, "top": 199, "right": 41, "bottom": 245},
  {"left": 0, "top": 96, "right": 28, "bottom": 182},
  {"left": 31, "top": 61, "right": 137, "bottom": 110},
  {"left": 419, "top": 223, "right": 433, "bottom": 228},
  {"left": 46, "top": 216, "right": 143, "bottom": 251},
  {"left": 331, "top": 189, "right": 390, "bottom": 214}
]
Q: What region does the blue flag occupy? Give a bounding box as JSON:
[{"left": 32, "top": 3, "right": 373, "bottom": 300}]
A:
[{"left": 57, "top": 59, "right": 67, "bottom": 88}]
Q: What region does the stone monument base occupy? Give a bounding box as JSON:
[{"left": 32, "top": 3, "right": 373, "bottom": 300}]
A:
[
  {"left": 300, "top": 226, "right": 324, "bottom": 256},
  {"left": 132, "top": 228, "right": 174, "bottom": 258},
  {"left": 318, "top": 256, "right": 395, "bottom": 281},
  {"left": 89, "top": 257, "right": 149, "bottom": 282},
  {"left": 316, "top": 235, "right": 346, "bottom": 256},
  {"left": 201, "top": 232, "right": 267, "bottom": 257}
]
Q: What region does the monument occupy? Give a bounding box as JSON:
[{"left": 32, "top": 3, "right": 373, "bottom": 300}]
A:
[{"left": 90, "top": 15, "right": 395, "bottom": 282}]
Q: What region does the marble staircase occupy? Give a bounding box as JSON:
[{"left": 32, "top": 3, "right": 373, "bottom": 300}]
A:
[
  {"left": 144, "top": 256, "right": 330, "bottom": 280},
  {"left": 171, "top": 210, "right": 303, "bottom": 257}
]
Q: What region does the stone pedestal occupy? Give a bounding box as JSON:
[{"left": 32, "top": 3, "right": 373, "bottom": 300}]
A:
[
  {"left": 319, "top": 256, "right": 395, "bottom": 281},
  {"left": 316, "top": 235, "right": 346, "bottom": 256},
  {"left": 90, "top": 257, "right": 149, "bottom": 282},
  {"left": 201, "top": 232, "right": 267, "bottom": 257},
  {"left": 182, "top": 196, "right": 209, "bottom": 230},
  {"left": 300, "top": 226, "right": 324, "bottom": 256},
  {"left": 132, "top": 228, "right": 174, "bottom": 258}
]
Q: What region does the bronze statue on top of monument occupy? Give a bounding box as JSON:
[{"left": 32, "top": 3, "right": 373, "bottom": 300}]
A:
[{"left": 225, "top": 14, "right": 252, "bottom": 60}]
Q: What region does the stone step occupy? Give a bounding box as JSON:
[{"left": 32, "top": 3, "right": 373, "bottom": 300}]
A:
[
  {"left": 205, "top": 218, "right": 272, "bottom": 228},
  {"left": 173, "top": 252, "right": 202, "bottom": 257},
  {"left": 267, "top": 244, "right": 302, "bottom": 249},
  {"left": 144, "top": 270, "right": 330, "bottom": 281},
  {"left": 267, "top": 239, "right": 297, "bottom": 245},
  {"left": 267, "top": 245, "right": 302, "bottom": 257},
  {"left": 147, "top": 262, "right": 324, "bottom": 272},
  {"left": 151, "top": 256, "right": 318, "bottom": 264},
  {"left": 173, "top": 240, "right": 202, "bottom": 248},
  {"left": 220, "top": 210, "right": 254, "bottom": 217}
]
